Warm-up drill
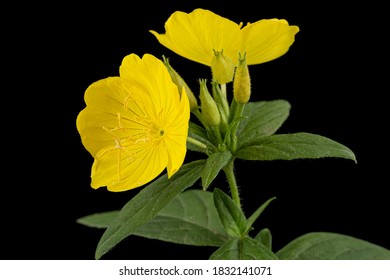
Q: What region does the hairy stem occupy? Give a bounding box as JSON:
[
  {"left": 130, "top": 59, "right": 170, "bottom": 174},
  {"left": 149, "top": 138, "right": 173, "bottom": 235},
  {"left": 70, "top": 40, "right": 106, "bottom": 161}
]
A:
[{"left": 223, "top": 159, "right": 241, "bottom": 209}]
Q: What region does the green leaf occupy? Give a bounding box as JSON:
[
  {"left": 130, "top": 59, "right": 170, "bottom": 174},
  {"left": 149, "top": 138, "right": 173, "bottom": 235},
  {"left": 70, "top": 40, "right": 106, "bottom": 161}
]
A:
[
  {"left": 79, "top": 190, "right": 228, "bottom": 247},
  {"left": 187, "top": 122, "right": 215, "bottom": 154},
  {"left": 213, "top": 188, "right": 247, "bottom": 237},
  {"left": 245, "top": 197, "right": 276, "bottom": 234},
  {"left": 77, "top": 211, "right": 119, "bottom": 229},
  {"left": 237, "top": 100, "right": 290, "bottom": 149},
  {"left": 209, "top": 237, "right": 279, "bottom": 260},
  {"left": 276, "top": 232, "right": 390, "bottom": 260},
  {"left": 254, "top": 228, "right": 272, "bottom": 250},
  {"left": 95, "top": 160, "right": 205, "bottom": 259},
  {"left": 201, "top": 151, "right": 231, "bottom": 190},
  {"left": 235, "top": 132, "right": 357, "bottom": 162},
  {"left": 134, "top": 190, "right": 228, "bottom": 246}
]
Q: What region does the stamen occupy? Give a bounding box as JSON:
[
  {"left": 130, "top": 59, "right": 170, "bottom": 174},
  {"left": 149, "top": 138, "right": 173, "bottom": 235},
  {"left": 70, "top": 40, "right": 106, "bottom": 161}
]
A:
[
  {"left": 123, "top": 92, "right": 134, "bottom": 110},
  {"left": 117, "top": 112, "right": 123, "bottom": 128},
  {"left": 115, "top": 139, "right": 122, "bottom": 149},
  {"left": 117, "top": 148, "right": 121, "bottom": 181}
]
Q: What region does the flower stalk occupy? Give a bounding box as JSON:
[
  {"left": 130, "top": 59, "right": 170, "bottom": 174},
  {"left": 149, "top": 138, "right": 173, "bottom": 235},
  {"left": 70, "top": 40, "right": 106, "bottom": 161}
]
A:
[
  {"left": 228, "top": 98, "right": 246, "bottom": 153},
  {"left": 223, "top": 159, "right": 241, "bottom": 209},
  {"left": 186, "top": 136, "right": 208, "bottom": 150}
]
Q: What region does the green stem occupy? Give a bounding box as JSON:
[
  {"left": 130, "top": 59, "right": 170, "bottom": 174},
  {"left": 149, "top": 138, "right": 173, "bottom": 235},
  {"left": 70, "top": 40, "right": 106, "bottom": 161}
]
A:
[
  {"left": 187, "top": 136, "right": 208, "bottom": 150},
  {"left": 221, "top": 83, "right": 227, "bottom": 97},
  {"left": 223, "top": 159, "right": 241, "bottom": 209},
  {"left": 211, "top": 125, "right": 223, "bottom": 144},
  {"left": 229, "top": 101, "right": 246, "bottom": 153},
  {"left": 219, "top": 83, "right": 229, "bottom": 118}
]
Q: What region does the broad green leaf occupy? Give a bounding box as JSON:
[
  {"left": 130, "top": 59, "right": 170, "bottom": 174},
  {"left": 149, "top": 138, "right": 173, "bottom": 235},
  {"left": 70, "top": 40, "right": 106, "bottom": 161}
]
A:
[
  {"left": 78, "top": 190, "right": 228, "bottom": 247},
  {"left": 77, "top": 211, "right": 119, "bottom": 229},
  {"left": 209, "top": 237, "right": 278, "bottom": 260},
  {"left": 187, "top": 122, "right": 215, "bottom": 154},
  {"left": 95, "top": 160, "right": 205, "bottom": 259},
  {"left": 213, "top": 188, "right": 247, "bottom": 237},
  {"left": 235, "top": 132, "right": 356, "bottom": 162},
  {"left": 254, "top": 228, "right": 272, "bottom": 250},
  {"left": 201, "top": 151, "right": 231, "bottom": 190},
  {"left": 237, "top": 100, "right": 290, "bottom": 148},
  {"left": 245, "top": 197, "right": 276, "bottom": 234},
  {"left": 134, "top": 190, "right": 228, "bottom": 246},
  {"left": 276, "top": 232, "right": 390, "bottom": 260}
]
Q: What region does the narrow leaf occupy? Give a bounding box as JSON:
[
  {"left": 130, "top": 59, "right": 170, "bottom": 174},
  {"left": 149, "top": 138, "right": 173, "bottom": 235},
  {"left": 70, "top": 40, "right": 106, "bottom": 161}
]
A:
[
  {"left": 209, "top": 237, "right": 278, "bottom": 260},
  {"left": 134, "top": 190, "right": 228, "bottom": 246},
  {"left": 237, "top": 100, "right": 290, "bottom": 148},
  {"left": 254, "top": 228, "right": 272, "bottom": 250},
  {"left": 201, "top": 151, "right": 231, "bottom": 190},
  {"left": 95, "top": 160, "right": 205, "bottom": 259},
  {"left": 213, "top": 188, "right": 247, "bottom": 237},
  {"left": 235, "top": 132, "right": 356, "bottom": 162},
  {"left": 77, "top": 211, "right": 119, "bottom": 229},
  {"left": 245, "top": 197, "right": 276, "bottom": 234},
  {"left": 187, "top": 122, "right": 215, "bottom": 154},
  {"left": 276, "top": 232, "right": 390, "bottom": 260}
]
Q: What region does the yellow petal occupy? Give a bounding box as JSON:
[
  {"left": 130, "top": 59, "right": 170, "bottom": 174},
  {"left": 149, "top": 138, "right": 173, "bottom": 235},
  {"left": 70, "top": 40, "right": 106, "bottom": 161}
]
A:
[
  {"left": 91, "top": 142, "right": 169, "bottom": 192},
  {"left": 76, "top": 109, "right": 121, "bottom": 156},
  {"left": 165, "top": 87, "right": 190, "bottom": 178},
  {"left": 76, "top": 77, "right": 151, "bottom": 156},
  {"left": 120, "top": 54, "right": 181, "bottom": 120},
  {"left": 77, "top": 77, "right": 129, "bottom": 156},
  {"left": 150, "top": 8, "right": 241, "bottom": 66},
  {"left": 241, "top": 19, "right": 300, "bottom": 65}
]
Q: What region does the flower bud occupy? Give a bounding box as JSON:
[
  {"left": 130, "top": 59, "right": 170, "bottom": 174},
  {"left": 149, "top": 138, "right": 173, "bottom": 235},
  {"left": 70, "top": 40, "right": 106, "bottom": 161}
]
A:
[
  {"left": 211, "top": 80, "right": 229, "bottom": 133},
  {"left": 233, "top": 52, "right": 251, "bottom": 104},
  {"left": 199, "top": 79, "right": 220, "bottom": 126},
  {"left": 211, "top": 50, "right": 235, "bottom": 84},
  {"left": 162, "top": 56, "right": 198, "bottom": 110}
]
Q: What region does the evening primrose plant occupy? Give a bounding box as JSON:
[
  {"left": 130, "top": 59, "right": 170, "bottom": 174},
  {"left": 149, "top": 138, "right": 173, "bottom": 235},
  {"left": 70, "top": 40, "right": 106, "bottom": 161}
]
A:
[{"left": 76, "top": 8, "right": 390, "bottom": 260}]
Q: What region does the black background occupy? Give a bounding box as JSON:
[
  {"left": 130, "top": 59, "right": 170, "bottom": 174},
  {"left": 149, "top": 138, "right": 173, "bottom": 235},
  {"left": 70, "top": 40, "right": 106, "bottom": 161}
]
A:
[{"left": 3, "top": 1, "right": 388, "bottom": 260}]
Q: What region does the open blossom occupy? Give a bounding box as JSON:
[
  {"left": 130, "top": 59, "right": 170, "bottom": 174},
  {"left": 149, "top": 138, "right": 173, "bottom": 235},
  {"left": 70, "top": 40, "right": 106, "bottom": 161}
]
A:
[
  {"left": 76, "top": 54, "right": 190, "bottom": 192},
  {"left": 150, "top": 8, "right": 299, "bottom": 70}
]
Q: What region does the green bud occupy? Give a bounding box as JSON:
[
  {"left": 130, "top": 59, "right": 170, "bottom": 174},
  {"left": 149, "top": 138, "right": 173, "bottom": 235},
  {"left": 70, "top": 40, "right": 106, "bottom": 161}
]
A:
[
  {"left": 211, "top": 50, "right": 235, "bottom": 84},
  {"left": 211, "top": 81, "right": 229, "bottom": 133},
  {"left": 162, "top": 56, "right": 198, "bottom": 110},
  {"left": 199, "top": 79, "right": 221, "bottom": 127},
  {"left": 233, "top": 52, "right": 251, "bottom": 104}
]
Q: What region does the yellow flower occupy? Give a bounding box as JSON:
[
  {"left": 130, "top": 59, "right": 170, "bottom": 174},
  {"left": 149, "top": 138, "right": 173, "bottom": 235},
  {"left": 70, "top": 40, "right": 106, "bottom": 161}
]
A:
[
  {"left": 76, "top": 54, "right": 190, "bottom": 192},
  {"left": 150, "top": 8, "right": 299, "bottom": 67}
]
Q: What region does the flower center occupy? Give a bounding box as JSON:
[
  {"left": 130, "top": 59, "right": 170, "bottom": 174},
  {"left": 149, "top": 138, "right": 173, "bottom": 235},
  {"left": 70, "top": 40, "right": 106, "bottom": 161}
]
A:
[{"left": 148, "top": 123, "right": 165, "bottom": 142}]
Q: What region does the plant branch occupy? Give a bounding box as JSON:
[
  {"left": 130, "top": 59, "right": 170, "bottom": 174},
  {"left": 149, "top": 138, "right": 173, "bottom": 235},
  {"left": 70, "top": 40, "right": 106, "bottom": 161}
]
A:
[{"left": 223, "top": 159, "right": 241, "bottom": 209}]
